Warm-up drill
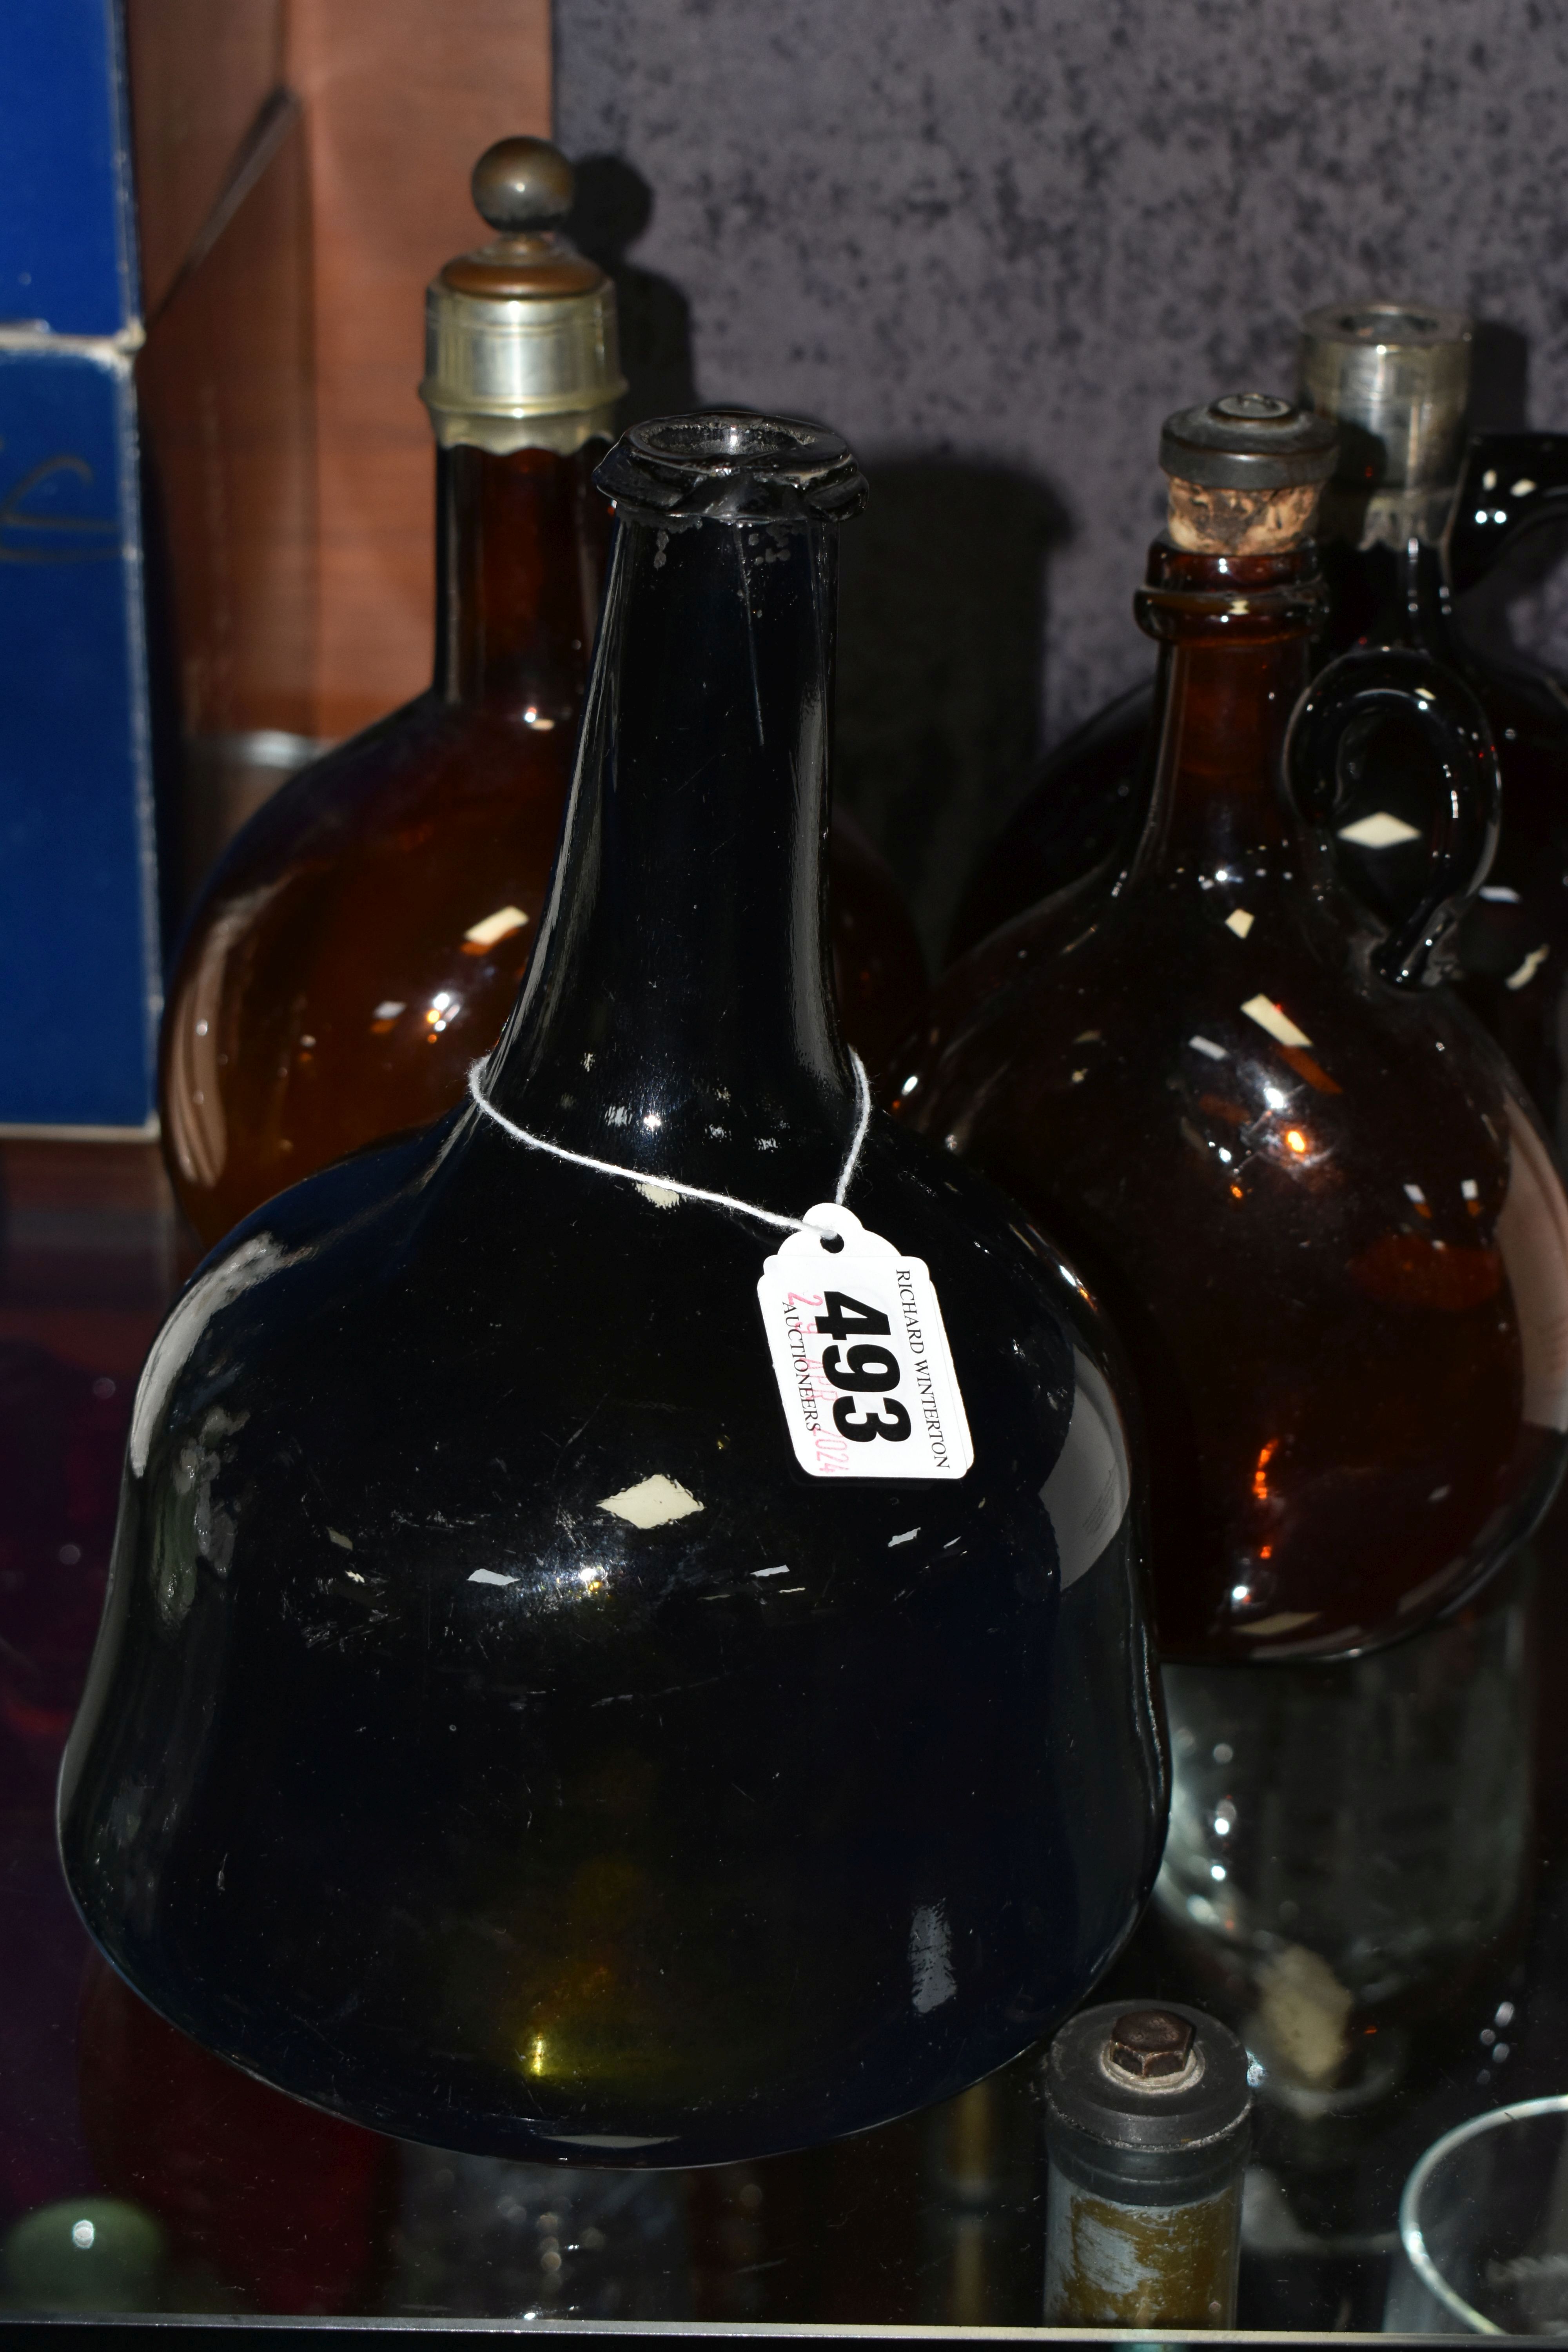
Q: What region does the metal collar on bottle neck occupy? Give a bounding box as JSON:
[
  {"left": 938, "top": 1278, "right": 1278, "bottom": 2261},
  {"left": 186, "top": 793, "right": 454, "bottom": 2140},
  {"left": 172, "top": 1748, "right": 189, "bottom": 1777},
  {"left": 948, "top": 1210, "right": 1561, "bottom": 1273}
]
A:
[
  {"left": 1299, "top": 301, "right": 1474, "bottom": 548},
  {"left": 419, "top": 136, "right": 627, "bottom": 457}
]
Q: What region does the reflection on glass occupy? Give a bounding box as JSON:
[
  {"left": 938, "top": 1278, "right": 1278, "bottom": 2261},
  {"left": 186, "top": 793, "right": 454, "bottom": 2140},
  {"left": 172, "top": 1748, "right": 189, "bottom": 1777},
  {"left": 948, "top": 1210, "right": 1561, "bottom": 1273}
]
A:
[
  {"left": 1155, "top": 1563, "right": 1534, "bottom": 2105},
  {"left": 389, "top": 2149, "right": 689, "bottom": 2320},
  {"left": 78, "top": 1958, "right": 396, "bottom": 2315}
]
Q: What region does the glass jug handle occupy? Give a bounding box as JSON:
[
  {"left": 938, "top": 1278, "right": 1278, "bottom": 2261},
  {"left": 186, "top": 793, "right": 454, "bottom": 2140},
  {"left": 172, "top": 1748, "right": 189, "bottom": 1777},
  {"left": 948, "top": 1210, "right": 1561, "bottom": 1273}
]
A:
[
  {"left": 1286, "top": 646, "right": 1500, "bottom": 991},
  {"left": 1447, "top": 430, "right": 1568, "bottom": 599}
]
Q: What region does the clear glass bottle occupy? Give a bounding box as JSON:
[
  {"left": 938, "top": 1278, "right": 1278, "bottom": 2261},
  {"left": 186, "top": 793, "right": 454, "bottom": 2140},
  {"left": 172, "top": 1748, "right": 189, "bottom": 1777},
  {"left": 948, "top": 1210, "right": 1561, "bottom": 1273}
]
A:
[{"left": 1156, "top": 1563, "right": 1534, "bottom": 2098}]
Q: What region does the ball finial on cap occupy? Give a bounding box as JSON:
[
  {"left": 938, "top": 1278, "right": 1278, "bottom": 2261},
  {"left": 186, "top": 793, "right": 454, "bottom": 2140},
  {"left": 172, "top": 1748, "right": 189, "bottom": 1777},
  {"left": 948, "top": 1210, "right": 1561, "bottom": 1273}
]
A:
[{"left": 471, "top": 136, "right": 575, "bottom": 235}]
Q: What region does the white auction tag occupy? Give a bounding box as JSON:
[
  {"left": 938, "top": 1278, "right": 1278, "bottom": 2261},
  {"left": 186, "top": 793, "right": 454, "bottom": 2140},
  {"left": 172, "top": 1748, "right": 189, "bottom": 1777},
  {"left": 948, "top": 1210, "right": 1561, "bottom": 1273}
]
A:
[{"left": 757, "top": 1203, "right": 974, "bottom": 1479}]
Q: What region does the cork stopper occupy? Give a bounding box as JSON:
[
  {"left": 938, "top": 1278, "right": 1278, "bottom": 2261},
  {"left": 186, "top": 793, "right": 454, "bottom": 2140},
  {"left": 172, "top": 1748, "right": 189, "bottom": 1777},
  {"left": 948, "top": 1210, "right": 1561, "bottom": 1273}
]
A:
[
  {"left": 1165, "top": 479, "right": 1323, "bottom": 554},
  {"left": 419, "top": 136, "right": 626, "bottom": 456},
  {"left": 1160, "top": 393, "right": 1338, "bottom": 555}
]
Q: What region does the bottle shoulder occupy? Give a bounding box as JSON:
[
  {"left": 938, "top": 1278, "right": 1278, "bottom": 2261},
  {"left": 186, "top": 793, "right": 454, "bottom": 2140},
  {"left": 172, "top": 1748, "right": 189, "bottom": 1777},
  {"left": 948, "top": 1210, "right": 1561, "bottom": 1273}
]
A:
[
  {"left": 925, "top": 867, "right": 1516, "bottom": 1134},
  {"left": 138, "top": 1104, "right": 1133, "bottom": 1523},
  {"left": 912, "top": 857, "right": 1559, "bottom": 1350},
  {"left": 184, "top": 697, "right": 574, "bottom": 902},
  {"left": 946, "top": 680, "right": 1154, "bottom": 960},
  {"left": 160, "top": 754, "right": 929, "bottom": 1252}
]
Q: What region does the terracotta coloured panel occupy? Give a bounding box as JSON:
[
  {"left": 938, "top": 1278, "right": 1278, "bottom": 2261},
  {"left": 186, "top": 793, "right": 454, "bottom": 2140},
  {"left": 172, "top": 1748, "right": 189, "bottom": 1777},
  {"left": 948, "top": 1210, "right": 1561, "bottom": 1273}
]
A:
[
  {"left": 123, "top": 0, "right": 283, "bottom": 318},
  {"left": 287, "top": 0, "right": 552, "bottom": 740}
]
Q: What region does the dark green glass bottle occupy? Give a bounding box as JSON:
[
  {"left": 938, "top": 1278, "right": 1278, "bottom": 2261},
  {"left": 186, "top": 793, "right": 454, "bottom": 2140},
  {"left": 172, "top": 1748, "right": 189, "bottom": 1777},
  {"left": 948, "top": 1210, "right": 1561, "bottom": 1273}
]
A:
[{"left": 61, "top": 413, "right": 1167, "bottom": 2168}]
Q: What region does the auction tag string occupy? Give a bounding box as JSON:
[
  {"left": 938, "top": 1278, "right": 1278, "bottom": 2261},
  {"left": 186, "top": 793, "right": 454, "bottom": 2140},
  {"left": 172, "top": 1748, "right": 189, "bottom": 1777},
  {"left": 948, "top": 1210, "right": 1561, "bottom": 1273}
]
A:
[{"left": 466, "top": 1050, "right": 872, "bottom": 1238}]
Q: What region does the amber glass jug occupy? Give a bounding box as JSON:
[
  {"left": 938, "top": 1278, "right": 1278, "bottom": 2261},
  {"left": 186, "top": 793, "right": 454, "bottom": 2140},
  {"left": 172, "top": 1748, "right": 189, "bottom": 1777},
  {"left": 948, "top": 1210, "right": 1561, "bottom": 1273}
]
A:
[
  {"left": 62, "top": 414, "right": 1165, "bottom": 2167},
  {"left": 949, "top": 309, "right": 1568, "bottom": 1157},
  {"left": 161, "top": 138, "right": 924, "bottom": 1250},
  {"left": 907, "top": 393, "right": 1568, "bottom": 1665}
]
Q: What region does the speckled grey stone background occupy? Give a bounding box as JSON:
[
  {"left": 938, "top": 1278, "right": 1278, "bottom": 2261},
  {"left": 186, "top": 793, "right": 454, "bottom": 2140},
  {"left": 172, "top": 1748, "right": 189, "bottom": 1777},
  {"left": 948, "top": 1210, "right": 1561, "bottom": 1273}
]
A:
[{"left": 557, "top": 0, "right": 1568, "bottom": 951}]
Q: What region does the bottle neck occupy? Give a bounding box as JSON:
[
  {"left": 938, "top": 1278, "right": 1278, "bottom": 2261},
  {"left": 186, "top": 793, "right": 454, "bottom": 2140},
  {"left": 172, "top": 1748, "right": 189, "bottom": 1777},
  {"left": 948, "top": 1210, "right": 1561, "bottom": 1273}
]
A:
[
  {"left": 1316, "top": 532, "right": 1455, "bottom": 662},
  {"left": 1133, "top": 543, "right": 1319, "bottom": 880},
  {"left": 481, "top": 500, "right": 857, "bottom": 1210},
  {"left": 432, "top": 440, "right": 609, "bottom": 716}
]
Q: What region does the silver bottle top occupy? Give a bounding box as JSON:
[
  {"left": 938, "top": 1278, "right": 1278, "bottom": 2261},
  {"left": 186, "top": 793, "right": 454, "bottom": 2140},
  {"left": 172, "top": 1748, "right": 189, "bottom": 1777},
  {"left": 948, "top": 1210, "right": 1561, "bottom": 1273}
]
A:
[
  {"left": 419, "top": 136, "right": 627, "bottom": 456},
  {"left": 1299, "top": 301, "right": 1473, "bottom": 546}
]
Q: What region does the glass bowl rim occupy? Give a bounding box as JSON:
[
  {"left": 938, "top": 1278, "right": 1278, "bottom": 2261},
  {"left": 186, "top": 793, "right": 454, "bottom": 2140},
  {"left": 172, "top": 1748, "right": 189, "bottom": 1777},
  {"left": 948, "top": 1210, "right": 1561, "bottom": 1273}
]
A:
[{"left": 1400, "top": 2091, "right": 1568, "bottom": 2334}]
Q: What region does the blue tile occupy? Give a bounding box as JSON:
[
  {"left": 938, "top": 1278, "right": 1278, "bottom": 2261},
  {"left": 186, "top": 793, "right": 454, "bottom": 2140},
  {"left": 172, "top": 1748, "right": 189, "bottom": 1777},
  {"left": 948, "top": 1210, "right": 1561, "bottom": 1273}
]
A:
[
  {"left": 1, "top": 0, "right": 139, "bottom": 337},
  {"left": 0, "top": 345, "right": 159, "bottom": 1128}
]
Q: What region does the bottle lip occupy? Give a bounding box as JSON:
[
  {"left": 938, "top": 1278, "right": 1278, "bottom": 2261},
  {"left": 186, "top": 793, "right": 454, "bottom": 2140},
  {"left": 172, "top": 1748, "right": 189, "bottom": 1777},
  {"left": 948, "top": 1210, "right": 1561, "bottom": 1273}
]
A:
[
  {"left": 1301, "top": 298, "right": 1473, "bottom": 353},
  {"left": 596, "top": 410, "right": 869, "bottom": 523}
]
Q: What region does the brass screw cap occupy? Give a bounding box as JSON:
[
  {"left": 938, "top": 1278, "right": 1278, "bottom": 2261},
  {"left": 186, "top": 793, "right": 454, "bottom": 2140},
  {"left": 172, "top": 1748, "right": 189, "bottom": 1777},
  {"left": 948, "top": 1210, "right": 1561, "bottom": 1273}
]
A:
[{"left": 420, "top": 135, "right": 626, "bottom": 453}]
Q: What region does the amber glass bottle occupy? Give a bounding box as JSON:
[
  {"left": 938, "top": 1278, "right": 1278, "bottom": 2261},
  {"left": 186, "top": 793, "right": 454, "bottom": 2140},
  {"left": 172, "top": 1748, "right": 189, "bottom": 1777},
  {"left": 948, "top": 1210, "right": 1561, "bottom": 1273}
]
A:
[
  {"left": 162, "top": 139, "right": 924, "bottom": 1249},
  {"left": 908, "top": 394, "right": 1568, "bottom": 1665},
  {"left": 948, "top": 307, "right": 1568, "bottom": 1163}
]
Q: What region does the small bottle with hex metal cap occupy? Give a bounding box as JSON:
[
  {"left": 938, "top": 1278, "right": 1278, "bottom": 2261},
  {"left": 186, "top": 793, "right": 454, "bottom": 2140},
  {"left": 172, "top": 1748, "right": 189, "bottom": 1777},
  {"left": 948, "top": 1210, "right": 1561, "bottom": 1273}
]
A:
[{"left": 1043, "top": 2002, "right": 1251, "bottom": 2330}]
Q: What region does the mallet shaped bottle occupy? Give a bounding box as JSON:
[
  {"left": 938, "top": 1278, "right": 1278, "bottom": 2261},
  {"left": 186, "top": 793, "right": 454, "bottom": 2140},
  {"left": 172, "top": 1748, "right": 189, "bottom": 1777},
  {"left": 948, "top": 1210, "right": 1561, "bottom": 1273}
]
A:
[{"left": 61, "top": 414, "right": 1165, "bottom": 2166}]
